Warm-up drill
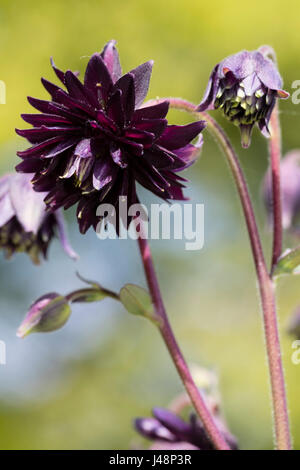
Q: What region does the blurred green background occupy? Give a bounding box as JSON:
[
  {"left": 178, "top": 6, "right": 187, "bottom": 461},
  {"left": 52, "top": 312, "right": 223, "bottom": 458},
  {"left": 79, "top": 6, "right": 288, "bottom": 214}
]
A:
[{"left": 0, "top": 0, "right": 299, "bottom": 450}]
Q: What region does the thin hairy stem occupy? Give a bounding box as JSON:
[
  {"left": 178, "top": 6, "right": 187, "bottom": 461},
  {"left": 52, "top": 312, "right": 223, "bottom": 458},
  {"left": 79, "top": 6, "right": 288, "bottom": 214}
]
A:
[
  {"left": 146, "top": 97, "right": 291, "bottom": 449},
  {"left": 137, "top": 231, "right": 230, "bottom": 450},
  {"left": 269, "top": 103, "right": 283, "bottom": 274}
]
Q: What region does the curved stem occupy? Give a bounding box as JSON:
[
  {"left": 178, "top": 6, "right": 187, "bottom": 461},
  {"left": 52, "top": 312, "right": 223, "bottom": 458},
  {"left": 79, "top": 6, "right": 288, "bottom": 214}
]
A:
[
  {"left": 137, "top": 232, "right": 230, "bottom": 450},
  {"left": 269, "top": 103, "right": 283, "bottom": 274},
  {"left": 149, "top": 97, "right": 291, "bottom": 449}
]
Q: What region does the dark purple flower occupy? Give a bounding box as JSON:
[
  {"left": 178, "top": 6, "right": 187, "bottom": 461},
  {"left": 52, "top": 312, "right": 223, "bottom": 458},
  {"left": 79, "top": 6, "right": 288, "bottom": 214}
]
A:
[
  {"left": 198, "top": 47, "right": 289, "bottom": 148},
  {"left": 0, "top": 172, "right": 77, "bottom": 264},
  {"left": 17, "top": 292, "right": 71, "bottom": 338},
  {"left": 135, "top": 407, "right": 237, "bottom": 450},
  {"left": 263, "top": 150, "right": 300, "bottom": 231},
  {"left": 16, "top": 40, "right": 205, "bottom": 234}
]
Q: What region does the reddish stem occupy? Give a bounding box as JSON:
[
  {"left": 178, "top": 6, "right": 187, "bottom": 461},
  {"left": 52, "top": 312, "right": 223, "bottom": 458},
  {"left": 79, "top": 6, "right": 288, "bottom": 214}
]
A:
[
  {"left": 269, "top": 103, "right": 283, "bottom": 274},
  {"left": 148, "top": 97, "right": 291, "bottom": 449},
  {"left": 137, "top": 233, "right": 230, "bottom": 450}
]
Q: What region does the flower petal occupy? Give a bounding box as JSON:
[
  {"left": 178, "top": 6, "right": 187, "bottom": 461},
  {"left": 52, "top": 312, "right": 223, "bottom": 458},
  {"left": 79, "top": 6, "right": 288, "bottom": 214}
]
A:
[
  {"left": 41, "top": 78, "right": 63, "bottom": 98},
  {"left": 107, "top": 89, "right": 125, "bottom": 129},
  {"left": 74, "top": 139, "right": 93, "bottom": 159},
  {"left": 158, "top": 121, "right": 206, "bottom": 150},
  {"left": 76, "top": 195, "right": 99, "bottom": 234},
  {"left": 54, "top": 89, "right": 96, "bottom": 117},
  {"left": 173, "top": 135, "right": 203, "bottom": 170},
  {"left": 134, "top": 118, "right": 167, "bottom": 139},
  {"left": 9, "top": 173, "right": 46, "bottom": 234},
  {"left": 153, "top": 408, "right": 191, "bottom": 438},
  {"left": 124, "top": 128, "right": 155, "bottom": 146},
  {"left": 42, "top": 137, "right": 79, "bottom": 158},
  {"left": 100, "top": 40, "right": 122, "bottom": 83},
  {"left": 110, "top": 142, "right": 127, "bottom": 168},
  {"left": 50, "top": 57, "right": 66, "bottom": 84},
  {"left": 16, "top": 126, "right": 82, "bottom": 144},
  {"left": 15, "top": 158, "right": 45, "bottom": 174},
  {"left": 84, "top": 53, "right": 113, "bottom": 102},
  {"left": 254, "top": 51, "right": 283, "bottom": 90},
  {"left": 197, "top": 64, "right": 220, "bottom": 111},
  {"left": 93, "top": 157, "right": 118, "bottom": 190},
  {"left": 0, "top": 176, "right": 15, "bottom": 226},
  {"left": 27, "top": 96, "right": 57, "bottom": 114},
  {"left": 17, "top": 136, "right": 65, "bottom": 158},
  {"left": 0, "top": 174, "right": 12, "bottom": 199},
  {"left": 135, "top": 417, "right": 176, "bottom": 443},
  {"left": 133, "top": 101, "right": 169, "bottom": 120},
  {"left": 64, "top": 70, "right": 98, "bottom": 108},
  {"left": 21, "top": 113, "right": 73, "bottom": 127},
  {"left": 55, "top": 210, "right": 79, "bottom": 260},
  {"left": 130, "top": 61, "right": 153, "bottom": 108},
  {"left": 114, "top": 73, "right": 135, "bottom": 123}
]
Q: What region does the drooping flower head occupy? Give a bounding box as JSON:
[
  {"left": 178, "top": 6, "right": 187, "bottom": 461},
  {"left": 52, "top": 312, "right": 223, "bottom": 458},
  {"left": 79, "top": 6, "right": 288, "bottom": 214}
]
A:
[
  {"left": 263, "top": 150, "right": 300, "bottom": 231},
  {"left": 0, "top": 172, "right": 77, "bottom": 264},
  {"left": 135, "top": 407, "right": 237, "bottom": 450},
  {"left": 16, "top": 41, "right": 205, "bottom": 234},
  {"left": 198, "top": 47, "right": 289, "bottom": 148}
]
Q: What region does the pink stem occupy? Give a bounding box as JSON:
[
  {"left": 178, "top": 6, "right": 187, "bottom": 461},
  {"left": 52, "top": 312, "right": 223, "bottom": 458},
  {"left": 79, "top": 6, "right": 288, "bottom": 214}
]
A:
[
  {"left": 148, "top": 97, "right": 291, "bottom": 449},
  {"left": 137, "top": 233, "right": 230, "bottom": 450},
  {"left": 269, "top": 103, "right": 283, "bottom": 274}
]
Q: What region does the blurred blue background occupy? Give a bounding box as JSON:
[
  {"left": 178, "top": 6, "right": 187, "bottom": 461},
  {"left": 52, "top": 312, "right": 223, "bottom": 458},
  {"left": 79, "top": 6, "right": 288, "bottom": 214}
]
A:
[{"left": 0, "top": 0, "right": 299, "bottom": 449}]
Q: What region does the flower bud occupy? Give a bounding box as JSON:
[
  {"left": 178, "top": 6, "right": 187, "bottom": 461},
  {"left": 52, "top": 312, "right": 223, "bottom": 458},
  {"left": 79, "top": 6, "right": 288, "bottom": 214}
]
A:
[
  {"left": 198, "top": 47, "right": 289, "bottom": 148},
  {"left": 17, "top": 293, "right": 71, "bottom": 338}
]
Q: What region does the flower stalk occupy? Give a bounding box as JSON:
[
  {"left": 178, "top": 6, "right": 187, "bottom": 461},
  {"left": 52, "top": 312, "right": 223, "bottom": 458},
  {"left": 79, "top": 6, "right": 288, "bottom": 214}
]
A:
[
  {"left": 151, "top": 97, "right": 292, "bottom": 449},
  {"left": 136, "top": 228, "right": 230, "bottom": 450},
  {"left": 269, "top": 103, "right": 283, "bottom": 274}
]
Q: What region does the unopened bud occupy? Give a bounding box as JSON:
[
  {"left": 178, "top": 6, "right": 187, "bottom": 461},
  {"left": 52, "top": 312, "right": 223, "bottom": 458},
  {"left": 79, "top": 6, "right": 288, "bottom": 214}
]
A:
[{"left": 17, "top": 293, "right": 71, "bottom": 338}]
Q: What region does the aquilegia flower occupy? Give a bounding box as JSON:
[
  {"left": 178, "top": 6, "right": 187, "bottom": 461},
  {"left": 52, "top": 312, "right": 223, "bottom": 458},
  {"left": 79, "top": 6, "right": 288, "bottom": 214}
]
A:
[
  {"left": 16, "top": 40, "right": 205, "bottom": 234},
  {"left": 198, "top": 47, "right": 289, "bottom": 148},
  {"left": 263, "top": 150, "right": 300, "bottom": 231},
  {"left": 135, "top": 407, "right": 237, "bottom": 450},
  {"left": 0, "top": 172, "right": 77, "bottom": 264}
]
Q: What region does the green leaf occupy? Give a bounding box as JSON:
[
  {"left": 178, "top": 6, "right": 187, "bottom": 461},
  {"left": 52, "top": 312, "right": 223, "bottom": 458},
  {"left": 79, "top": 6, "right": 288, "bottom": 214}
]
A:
[
  {"left": 119, "top": 284, "right": 158, "bottom": 323},
  {"left": 273, "top": 247, "right": 300, "bottom": 277}
]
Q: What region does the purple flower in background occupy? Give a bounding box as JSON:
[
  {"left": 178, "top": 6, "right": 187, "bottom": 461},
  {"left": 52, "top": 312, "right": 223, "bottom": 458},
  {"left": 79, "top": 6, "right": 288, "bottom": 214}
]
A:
[
  {"left": 16, "top": 40, "right": 205, "bottom": 234},
  {"left": 287, "top": 305, "right": 300, "bottom": 340},
  {"left": 198, "top": 47, "right": 289, "bottom": 148},
  {"left": 135, "top": 407, "right": 237, "bottom": 450},
  {"left": 263, "top": 150, "right": 300, "bottom": 231},
  {"left": 0, "top": 173, "right": 77, "bottom": 264}
]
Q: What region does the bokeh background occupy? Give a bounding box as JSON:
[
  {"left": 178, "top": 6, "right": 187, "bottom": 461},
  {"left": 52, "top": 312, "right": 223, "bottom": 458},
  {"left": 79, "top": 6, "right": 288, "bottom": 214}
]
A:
[{"left": 0, "top": 0, "right": 299, "bottom": 450}]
